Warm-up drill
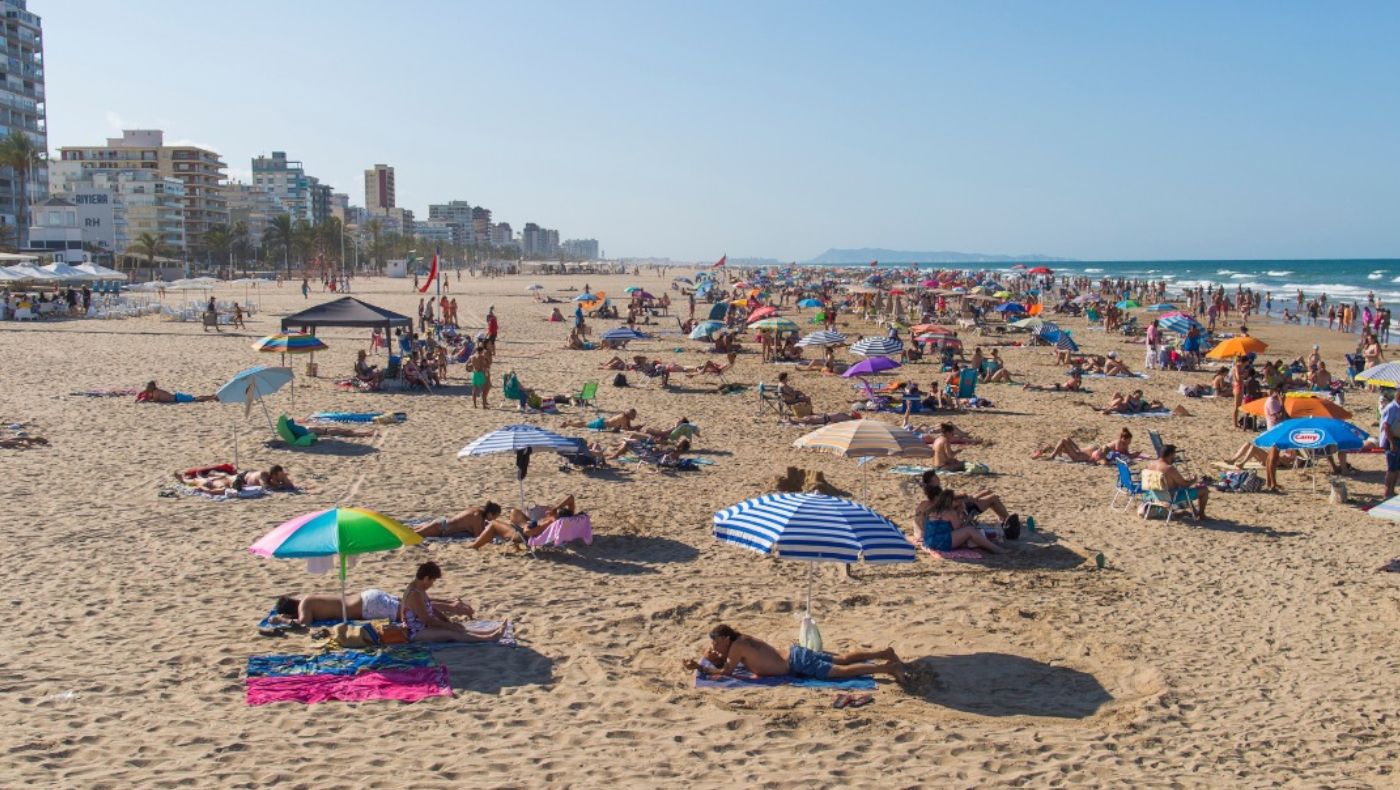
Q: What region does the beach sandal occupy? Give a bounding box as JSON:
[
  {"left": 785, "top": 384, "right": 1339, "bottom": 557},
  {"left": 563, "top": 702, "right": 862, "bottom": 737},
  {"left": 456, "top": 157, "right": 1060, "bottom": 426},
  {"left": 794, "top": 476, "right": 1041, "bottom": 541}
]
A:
[
  {"left": 833, "top": 693, "right": 852, "bottom": 709},
  {"left": 257, "top": 626, "right": 287, "bottom": 638},
  {"left": 846, "top": 694, "right": 874, "bottom": 708}
]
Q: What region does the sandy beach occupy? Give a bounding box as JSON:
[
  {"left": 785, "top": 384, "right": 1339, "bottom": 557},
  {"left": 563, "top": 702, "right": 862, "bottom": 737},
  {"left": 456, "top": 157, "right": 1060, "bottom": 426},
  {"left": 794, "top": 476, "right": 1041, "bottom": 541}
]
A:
[{"left": 2, "top": 271, "right": 1397, "bottom": 788}]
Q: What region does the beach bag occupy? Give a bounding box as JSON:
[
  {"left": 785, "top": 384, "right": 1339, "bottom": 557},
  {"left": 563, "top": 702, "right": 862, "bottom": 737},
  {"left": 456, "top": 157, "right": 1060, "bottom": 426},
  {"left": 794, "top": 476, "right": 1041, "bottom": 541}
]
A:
[
  {"left": 799, "top": 615, "right": 823, "bottom": 653},
  {"left": 612, "top": 373, "right": 629, "bottom": 387}
]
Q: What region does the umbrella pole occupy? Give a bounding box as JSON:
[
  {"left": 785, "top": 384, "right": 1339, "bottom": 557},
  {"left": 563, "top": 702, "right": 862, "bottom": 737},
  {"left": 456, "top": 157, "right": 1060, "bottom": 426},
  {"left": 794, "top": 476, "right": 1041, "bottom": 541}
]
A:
[
  {"left": 259, "top": 395, "right": 274, "bottom": 432},
  {"left": 232, "top": 424, "right": 239, "bottom": 468},
  {"left": 340, "top": 554, "right": 349, "bottom": 625},
  {"left": 519, "top": 477, "right": 527, "bottom": 512},
  {"left": 806, "top": 562, "right": 814, "bottom": 619}
]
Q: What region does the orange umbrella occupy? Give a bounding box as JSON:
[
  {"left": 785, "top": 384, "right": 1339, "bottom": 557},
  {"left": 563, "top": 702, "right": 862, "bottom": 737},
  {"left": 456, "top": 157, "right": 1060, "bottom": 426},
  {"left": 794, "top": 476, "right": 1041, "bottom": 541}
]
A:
[
  {"left": 1205, "top": 336, "right": 1268, "bottom": 359},
  {"left": 910, "top": 323, "right": 955, "bottom": 335},
  {"left": 1241, "top": 393, "right": 1352, "bottom": 420}
]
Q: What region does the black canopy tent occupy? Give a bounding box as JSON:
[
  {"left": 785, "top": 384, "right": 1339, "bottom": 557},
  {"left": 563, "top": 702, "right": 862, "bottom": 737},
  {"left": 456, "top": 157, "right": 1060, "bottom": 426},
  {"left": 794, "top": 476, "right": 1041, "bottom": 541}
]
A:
[{"left": 280, "top": 296, "right": 413, "bottom": 338}]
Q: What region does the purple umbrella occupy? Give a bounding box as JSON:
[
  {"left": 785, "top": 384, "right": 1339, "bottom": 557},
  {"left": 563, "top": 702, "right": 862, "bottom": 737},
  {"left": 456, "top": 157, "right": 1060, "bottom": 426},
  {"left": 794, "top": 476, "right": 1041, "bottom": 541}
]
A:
[{"left": 841, "top": 356, "right": 901, "bottom": 378}]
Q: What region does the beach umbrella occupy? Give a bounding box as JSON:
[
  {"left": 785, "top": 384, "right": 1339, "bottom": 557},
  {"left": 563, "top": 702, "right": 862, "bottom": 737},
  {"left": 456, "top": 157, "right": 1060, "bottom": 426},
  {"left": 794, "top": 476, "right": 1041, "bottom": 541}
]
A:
[
  {"left": 526, "top": 283, "right": 544, "bottom": 291},
  {"left": 674, "top": 277, "right": 693, "bottom": 285},
  {"left": 1252, "top": 417, "right": 1369, "bottom": 452},
  {"left": 1241, "top": 393, "right": 1352, "bottom": 421},
  {"left": 1355, "top": 362, "right": 1400, "bottom": 388},
  {"left": 993, "top": 290, "right": 1013, "bottom": 299},
  {"left": 1206, "top": 336, "right": 1268, "bottom": 359},
  {"left": 601, "top": 326, "right": 650, "bottom": 345},
  {"left": 1028, "top": 266, "right": 1053, "bottom": 275},
  {"left": 850, "top": 337, "right": 902, "bottom": 357},
  {"left": 713, "top": 492, "right": 916, "bottom": 640},
  {"left": 253, "top": 332, "right": 328, "bottom": 354},
  {"left": 841, "top": 356, "right": 901, "bottom": 378},
  {"left": 573, "top": 293, "right": 596, "bottom": 302},
  {"left": 1010, "top": 317, "right": 1046, "bottom": 330},
  {"left": 1147, "top": 303, "right": 1176, "bottom": 312},
  {"left": 797, "top": 298, "right": 823, "bottom": 308},
  {"left": 624, "top": 286, "right": 641, "bottom": 294},
  {"left": 994, "top": 302, "right": 1026, "bottom": 313},
  {"left": 1055, "top": 331, "right": 1080, "bottom": 352},
  {"left": 458, "top": 424, "right": 577, "bottom": 509},
  {"left": 1115, "top": 299, "right": 1140, "bottom": 310},
  {"left": 1159, "top": 315, "right": 1205, "bottom": 335},
  {"left": 634, "top": 290, "right": 656, "bottom": 301},
  {"left": 689, "top": 320, "right": 725, "bottom": 340},
  {"left": 750, "top": 317, "right": 799, "bottom": 334},
  {"left": 793, "top": 420, "right": 930, "bottom": 459},
  {"left": 745, "top": 305, "right": 778, "bottom": 322},
  {"left": 796, "top": 330, "right": 847, "bottom": 348},
  {"left": 249, "top": 508, "right": 421, "bottom": 624},
  {"left": 216, "top": 364, "right": 293, "bottom": 464}
]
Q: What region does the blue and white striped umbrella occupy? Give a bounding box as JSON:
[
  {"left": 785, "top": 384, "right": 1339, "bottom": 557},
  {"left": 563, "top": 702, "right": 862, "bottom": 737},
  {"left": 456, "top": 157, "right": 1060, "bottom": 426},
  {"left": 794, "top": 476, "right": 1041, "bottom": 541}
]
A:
[
  {"left": 689, "top": 320, "right": 725, "bottom": 340},
  {"left": 601, "top": 327, "right": 650, "bottom": 343},
  {"left": 457, "top": 424, "right": 576, "bottom": 457},
  {"left": 1159, "top": 315, "right": 1204, "bottom": 335},
  {"left": 796, "top": 330, "right": 847, "bottom": 348},
  {"left": 1055, "top": 331, "right": 1079, "bottom": 352},
  {"left": 850, "top": 336, "right": 902, "bottom": 357},
  {"left": 713, "top": 492, "right": 916, "bottom": 565},
  {"left": 1368, "top": 495, "right": 1400, "bottom": 522}
]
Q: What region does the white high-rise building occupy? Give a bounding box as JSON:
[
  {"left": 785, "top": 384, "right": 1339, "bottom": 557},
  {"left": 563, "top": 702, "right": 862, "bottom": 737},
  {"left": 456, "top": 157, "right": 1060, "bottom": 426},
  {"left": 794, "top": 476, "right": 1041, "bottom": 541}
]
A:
[{"left": 0, "top": 1, "right": 46, "bottom": 244}]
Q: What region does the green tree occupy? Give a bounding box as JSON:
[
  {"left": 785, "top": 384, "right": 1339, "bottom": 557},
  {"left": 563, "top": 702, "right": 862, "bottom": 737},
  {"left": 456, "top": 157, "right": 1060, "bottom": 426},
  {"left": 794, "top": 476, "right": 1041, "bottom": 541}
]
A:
[
  {"left": 203, "top": 224, "right": 233, "bottom": 273},
  {"left": 127, "top": 231, "right": 163, "bottom": 274},
  {"left": 0, "top": 221, "right": 15, "bottom": 253},
  {"left": 291, "top": 219, "right": 315, "bottom": 267},
  {"left": 0, "top": 130, "right": 42, "bottom": 247},
  {"left": 365, "top": 218, "right": 385, "bottom": 273},
  {"left": 230, "top": 221, "right": 252, "bottom": 275},
  {"left": 263, "top": 214, "right": 294, "bottom": 275}
]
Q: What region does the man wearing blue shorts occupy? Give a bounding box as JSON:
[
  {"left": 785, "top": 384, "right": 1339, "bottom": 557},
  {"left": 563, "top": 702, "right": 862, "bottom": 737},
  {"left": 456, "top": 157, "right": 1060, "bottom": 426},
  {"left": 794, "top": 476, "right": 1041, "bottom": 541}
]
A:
[
  {"left": 1380, "top": 391, "right": 1400, "bottom": 501},
  {"left": 683, "top": 624, "right": 908, "bottom": 685}
]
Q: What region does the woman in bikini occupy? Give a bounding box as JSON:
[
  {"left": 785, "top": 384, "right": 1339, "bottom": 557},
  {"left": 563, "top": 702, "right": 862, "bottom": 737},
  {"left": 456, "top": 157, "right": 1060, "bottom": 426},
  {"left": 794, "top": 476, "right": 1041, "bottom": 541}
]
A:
[
  {"left": 465, "top": 496, "right": 578, "bottom": 550},
  {"left": 400, "top": 562, "right": 508, "bottom": 642},
  {"left": 1033, "top": 428, "right": 1133, "bottom": 464},
  {"left": 914, "top": 473, "right": 1003, "bottom": 554}
]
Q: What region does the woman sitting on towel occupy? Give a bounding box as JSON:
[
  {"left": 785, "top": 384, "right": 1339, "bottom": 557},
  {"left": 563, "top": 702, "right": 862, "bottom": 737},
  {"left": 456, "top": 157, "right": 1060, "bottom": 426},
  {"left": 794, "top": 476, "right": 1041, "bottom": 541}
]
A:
[
  {"left": 466, "top": 495, "right": 579, "bottom": 550},
  {"left": 1099, "top": 390, "right": 1162, "bottom": 414},
  {"left": 915, "top": 473, "right": 1004, "bottom": 554},
  {"left": 400, "top": 562, "right": 508, "bottom": 642},
  {"left": 269, "top": 584, "right": 475, "bottom": 628}
]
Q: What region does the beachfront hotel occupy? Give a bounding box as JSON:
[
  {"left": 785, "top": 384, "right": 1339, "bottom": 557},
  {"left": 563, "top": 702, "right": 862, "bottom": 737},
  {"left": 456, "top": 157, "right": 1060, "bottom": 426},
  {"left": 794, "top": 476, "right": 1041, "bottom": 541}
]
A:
[
  {"left": 45, "top": 162, "right": 186, "bottom": 260},
  {"left": 364, "top": 163, "right": 394, "bottom": 211},
  {"left": 57, "top": 129, "right": 227, "bottom": 249},
  {"left": 0, "top": 0, "right": 45, "bottom": 244}
]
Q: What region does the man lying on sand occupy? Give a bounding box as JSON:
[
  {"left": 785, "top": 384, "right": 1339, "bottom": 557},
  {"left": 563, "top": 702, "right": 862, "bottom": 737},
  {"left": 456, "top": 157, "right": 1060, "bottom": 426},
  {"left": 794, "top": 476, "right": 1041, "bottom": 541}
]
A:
[
  {"left": 563, "top": 409, "right": 641, "bottom": 432},
  {"left": 414, "top": 501, "right": 503, "bottom": 538},
  {"left": 284, "top": 417, "right": 375, "bottom": 438},
  {"left": 180, "top": 464, "right": 296, "bottom": 493},
  {"left": 1023, "top": 369, "right": 1084, "bottom": 392},
  {"left": 683, "top": 624, "right": 908, "bottom": 684},
  {"left": 138, "top": 380, "right": 216, "bottom": 403},
  {"left": 269, "top": 585, "right": 475, "bottom": 627},
  {"left": 467, "top": 495, "right": 578, "bottom": 549}
]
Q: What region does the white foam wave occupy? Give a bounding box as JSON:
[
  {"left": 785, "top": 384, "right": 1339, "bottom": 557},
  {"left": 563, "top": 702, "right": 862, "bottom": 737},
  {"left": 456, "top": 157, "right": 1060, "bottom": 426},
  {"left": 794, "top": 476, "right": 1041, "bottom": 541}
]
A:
[
  {"left": 1266, "top": 270, "right": 1292, "bottom": 277},
  {"left": 1229, "top": 273, "right": 1251, "bottom": 279},
  {"left": 1215, "top": 269, "right": 1237, "bottom": 275},
  {"left": 1369, "top": 273, "right": 1383, "bottom": 279},
  {"left": 1083, "top": 268, "right": 1103, "bottom": 273},
  {"left": 1393, "top": 276, "right": 1400, "bottom": 283}
]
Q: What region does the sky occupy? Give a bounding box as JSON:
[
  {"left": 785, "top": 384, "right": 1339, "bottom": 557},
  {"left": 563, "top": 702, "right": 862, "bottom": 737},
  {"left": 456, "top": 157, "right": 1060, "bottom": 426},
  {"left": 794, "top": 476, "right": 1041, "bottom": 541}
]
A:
[{"left": 38, "top": 1, "right": 1400, "bottom": 261}]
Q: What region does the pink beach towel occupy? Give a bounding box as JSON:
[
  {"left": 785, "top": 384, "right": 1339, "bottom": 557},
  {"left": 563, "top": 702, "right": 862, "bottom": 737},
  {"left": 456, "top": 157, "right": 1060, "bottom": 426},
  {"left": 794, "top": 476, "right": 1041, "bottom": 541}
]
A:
[
  {"left": 528, "top": 514, "right": 594, "bottom": 548},
  {"left": 245, "top": 667, "right": 452, "bottom": 706},
  {"left": 924, "top": 546, "right": 984, "bottom": 562}
]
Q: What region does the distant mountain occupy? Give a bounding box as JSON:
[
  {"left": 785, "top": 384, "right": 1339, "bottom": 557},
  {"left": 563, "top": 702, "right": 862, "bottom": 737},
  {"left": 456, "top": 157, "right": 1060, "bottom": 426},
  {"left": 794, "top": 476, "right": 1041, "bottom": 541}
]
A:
[{"left": 805, "top": 248, "right": 1073, "bottom": 265}]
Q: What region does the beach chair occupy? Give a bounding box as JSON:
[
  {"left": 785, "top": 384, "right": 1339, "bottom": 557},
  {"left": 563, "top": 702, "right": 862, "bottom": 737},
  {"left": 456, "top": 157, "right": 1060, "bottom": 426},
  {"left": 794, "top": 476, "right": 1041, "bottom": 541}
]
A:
[
  {"left": 1138, "top": 469, "right": 1197, "bottom": 522},
  {"left": 950, "top": 368, "right": 978, "bottom": 402},
  {"left": 756, "top": 382, "right": 792, "bottom": 419},
  {"left": 1109, "top": 459, "right": 1143, "bottom": 510},
  {"left": 573, "top": 380, "right": 599, "bottom": 409},
  {"left": 855, "top": 379, "right": 891, "bottom": 411},
  {"left": 276, "top": 415, "right": 317, "bottom": 447}
]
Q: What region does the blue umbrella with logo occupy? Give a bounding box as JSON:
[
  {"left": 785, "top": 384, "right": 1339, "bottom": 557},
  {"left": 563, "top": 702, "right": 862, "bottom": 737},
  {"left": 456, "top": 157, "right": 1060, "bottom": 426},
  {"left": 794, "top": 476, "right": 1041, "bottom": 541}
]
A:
[{"left": 1252, "top": 417, "right": 1369, "bottom": 452}]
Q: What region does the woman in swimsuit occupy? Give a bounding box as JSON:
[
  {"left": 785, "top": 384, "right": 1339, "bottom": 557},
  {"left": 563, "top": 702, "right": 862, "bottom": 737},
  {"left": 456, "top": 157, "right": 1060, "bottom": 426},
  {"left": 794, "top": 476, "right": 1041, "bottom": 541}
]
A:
[
  {"left": 400, "top": 562, "right": 508, "bottom": 643},
  {"left": 1033, "top": 428, "right": 1132, "bottom": 464},
  {"left": 269, "top": 587, "right": 475, "bottom": 626},
  {"left": 914, "top": 473, "right": 1003, "bottom": 554},
  {"left": 466, "top": 496, "right": 579, "bottom": 550}
]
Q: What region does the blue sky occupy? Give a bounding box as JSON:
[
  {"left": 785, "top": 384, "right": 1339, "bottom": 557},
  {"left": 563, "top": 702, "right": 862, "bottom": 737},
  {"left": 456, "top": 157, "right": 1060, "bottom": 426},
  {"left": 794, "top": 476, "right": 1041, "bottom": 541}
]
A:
[{"left": 39, "top": 1, "right": 1400, "bottom": 260}]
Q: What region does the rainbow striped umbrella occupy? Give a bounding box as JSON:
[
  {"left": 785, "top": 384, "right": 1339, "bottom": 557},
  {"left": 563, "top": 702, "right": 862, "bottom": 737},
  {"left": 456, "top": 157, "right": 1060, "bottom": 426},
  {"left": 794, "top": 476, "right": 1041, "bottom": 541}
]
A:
[
  {"left": 750, "top": 317, "right": 799, "bottom": 334},
  {"left": 249, "top": 507, "right": 422, "bottom": 623},
  {"left": 252, "top": 332, "right": 328, "bottom": 354}
]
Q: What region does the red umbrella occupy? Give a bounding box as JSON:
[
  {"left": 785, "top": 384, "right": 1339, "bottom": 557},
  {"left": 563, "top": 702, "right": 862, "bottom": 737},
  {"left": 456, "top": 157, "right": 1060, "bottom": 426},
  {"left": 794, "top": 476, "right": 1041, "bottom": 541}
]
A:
[
  {"left": 745, "top": 305, "right": 778, "bottom": 323},
  {"left": 1028, "top": 266, "right": 1053, "bottom": 275}
]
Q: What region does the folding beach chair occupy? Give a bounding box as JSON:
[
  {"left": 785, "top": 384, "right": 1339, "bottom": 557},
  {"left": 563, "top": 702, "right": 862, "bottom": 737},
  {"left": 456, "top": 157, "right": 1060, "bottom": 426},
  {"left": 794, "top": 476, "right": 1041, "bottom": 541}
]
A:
[
  {"left": 756, "top": 382, "right": 792, "bottom": 419},
  {"left": 573, "top": 380, "right": 599, "bottom": 409},
  {"left": 1109, "top": 459, "right": 1143, "bottom": 511},
  {"left": 1138, "top": 469, "right": 1198, "bottom": 522}
]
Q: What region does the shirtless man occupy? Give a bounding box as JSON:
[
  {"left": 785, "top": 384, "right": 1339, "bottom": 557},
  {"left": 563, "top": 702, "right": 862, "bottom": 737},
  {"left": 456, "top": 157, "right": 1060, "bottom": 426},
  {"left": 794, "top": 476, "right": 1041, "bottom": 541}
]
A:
[
  {"left": 930, "top": 422, "right": 969, "bottom": 471},
  {"left": 183, "top": 465, "right": 297, "bottom": 493},
  {"left": 414, "top": 501, "right": 503, "bottom": 538},
  {"left": 268, "top": 588, "right": 475, "bottom": 627},
  {"left": 563, "top": 408, "right": 642, "bottom": 432},
  {"left": 682, "top": 624, "right": 907, "bottom": 684},
  {"left": 1144, "top": 444, "right": 1210, "bottom": 518},
  {"left": 467, "top": 495, "right": 577, "bottom": 549},
  {"left": 140, "top": 381, "right": 216, "bottom": 403}
]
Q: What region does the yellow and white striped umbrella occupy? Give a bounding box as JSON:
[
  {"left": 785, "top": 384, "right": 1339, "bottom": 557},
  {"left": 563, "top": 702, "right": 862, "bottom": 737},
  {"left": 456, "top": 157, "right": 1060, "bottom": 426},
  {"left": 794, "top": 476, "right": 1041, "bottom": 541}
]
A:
[
  {"left": 793, "top": 419, "right": 931, "bottom": 458},
  {"left": 1356, "top": 362, "right": 1400, "bottom": 388}
]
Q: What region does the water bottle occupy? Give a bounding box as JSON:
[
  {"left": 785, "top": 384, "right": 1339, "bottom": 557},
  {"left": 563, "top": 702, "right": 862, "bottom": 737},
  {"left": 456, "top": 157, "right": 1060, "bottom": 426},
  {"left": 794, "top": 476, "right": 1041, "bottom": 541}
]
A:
[
  {"left": 1095, "top": 552, "right": 1106, "bottom": 570},
  {"left": 1026, "top": 516, "right": 1037, "bottom": 534}
]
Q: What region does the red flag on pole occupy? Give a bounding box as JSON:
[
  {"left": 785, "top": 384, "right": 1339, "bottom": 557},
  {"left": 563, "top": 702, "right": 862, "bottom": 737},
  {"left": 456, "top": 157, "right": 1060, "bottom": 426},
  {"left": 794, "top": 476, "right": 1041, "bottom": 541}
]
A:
[
  {"left": 712, "top": 254, "right": 726, "bottom": 269},
  {"left": 418, "top": 252, "right": 438, "bottom": 293}
]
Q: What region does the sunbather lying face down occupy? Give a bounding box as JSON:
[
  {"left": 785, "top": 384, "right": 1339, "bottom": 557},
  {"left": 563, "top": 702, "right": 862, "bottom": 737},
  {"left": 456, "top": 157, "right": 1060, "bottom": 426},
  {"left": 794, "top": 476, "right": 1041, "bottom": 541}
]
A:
[
  {"left": 180, "top": 465, "right": 296, "bottom": 493},
  {"left": 682, "top": 624, "right": 908, "bottom": 684},
  {"left": 140, "top": 381, "right": 216, "bottom": 403},
  {"left": 414, "top": 501, "right": 503, "bottom": 538},
  {"left": 269, "top": 587, "right": 475, "bottom": 627},
  {"left": 562, "top": 409, "right": 641, "bottom": 432}
]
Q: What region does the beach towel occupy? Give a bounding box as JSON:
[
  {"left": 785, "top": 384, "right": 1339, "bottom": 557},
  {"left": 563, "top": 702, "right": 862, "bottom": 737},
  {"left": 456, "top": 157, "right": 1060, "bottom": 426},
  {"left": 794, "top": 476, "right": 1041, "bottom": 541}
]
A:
[
  {"left": 528, "top": 515, "right": 594, "bottom": 548},
  {"left": 159, "top": 482, "right": 267, "bottom": 501},
  {"left": 694, "top": 665, "right": 876, "bottom": 691},
  {"left": 1084, "top": 372, "right": 1149, "bottom": 379},
  {"left": 1381, "top": 558, "right": 1400, "bottom": 573},
  {"left": 70, "top": 387, "right": 141, "bottom": 397},
  {"left": 247, "top": 647, "right": 435, "bottom": 677},
  {"left": 309, "top": 411, "right": 404, "bottom": 424},
  {"left": 245, "top": 667, "right": 451, "bottom": 705},
  {"left": 1112, "top": 409, "right": 1172, "bottom": 418},
  {"left": 256, "top": 610, "right": 518, "bottom": 648},
  {"left": 924, "top": 547, "right": 984, "bottom": 562}
]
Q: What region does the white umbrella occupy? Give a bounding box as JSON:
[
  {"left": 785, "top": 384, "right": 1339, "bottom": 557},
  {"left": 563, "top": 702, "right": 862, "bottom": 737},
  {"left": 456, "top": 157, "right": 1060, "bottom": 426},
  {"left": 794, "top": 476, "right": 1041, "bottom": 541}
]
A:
[
  {"left": 3, "top": 264, "right": 61, "bottom": 282},
  {"left": 216, "top": 365, "right": 293, "bottom": 465},
  {"left": 73, "top": 262, "right": 127, "bottom": 281},
  {"left": 41, "top": 262, "right": 99, "bottom": 282}
]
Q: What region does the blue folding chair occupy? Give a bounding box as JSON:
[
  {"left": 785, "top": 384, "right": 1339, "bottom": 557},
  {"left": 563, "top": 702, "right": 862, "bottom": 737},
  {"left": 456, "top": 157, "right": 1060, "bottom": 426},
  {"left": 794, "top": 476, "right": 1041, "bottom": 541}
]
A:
[{"left": 1109, "top": 459, "right": 1143, "bottom": 511}]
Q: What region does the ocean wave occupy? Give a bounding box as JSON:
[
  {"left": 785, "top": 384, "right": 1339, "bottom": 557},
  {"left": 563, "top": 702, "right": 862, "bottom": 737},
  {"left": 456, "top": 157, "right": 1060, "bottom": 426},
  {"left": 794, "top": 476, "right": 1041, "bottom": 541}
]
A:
[
  {"left": 1368, "top": 272, "right": 1383, "bottom": 279},
  {"left": 1282, "top": 282, "right": 1377, "bottom": 300},
  {"left": 1083, "top": 268, "right": 1103, "bottom": 273},
  {"left": 1266, "top": 270, "right": 1292, "bottom": 277},
  {"left": 1215, "top": 269, "right": 1238, "bottom": 275},
  {"left": 1393, "top": 276, "right": 1400, "bottom": 283},
  {"left": 1229, "top": 273, "right": 1251, "bottom": 279}
]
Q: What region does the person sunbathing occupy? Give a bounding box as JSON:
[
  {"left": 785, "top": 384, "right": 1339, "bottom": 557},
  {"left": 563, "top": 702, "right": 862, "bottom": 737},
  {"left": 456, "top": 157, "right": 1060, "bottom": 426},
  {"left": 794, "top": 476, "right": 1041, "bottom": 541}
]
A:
[
  {"left": 1023, "top": 369, "right": 1084, "bottom": 392},
  {"left": 180, "top": 464, "right": 297, "bottom": 493},
  {"left": 1143, "top": 444, "right": 1210, "bottom": 517},
  {"left": 1033, "top": 428, "right": 1133, "bottom": 464},
  {"left": 285, "top": 417, "right": 375, "bottom": 438},
  {"left": 983, "top": 361, "right": 1013, "bottom": 383},
  {"left": 400, "top": 562, "right": 508, "bottom": 643},
  {"left": 599, "top": 356, "right": 627, "bottom": 370},
  {"left": 1102, "top": 352, "right": 1133, "bottom": 377},
  {"left": 1099, "top": 390, "right": 1162, "bottom": 414},
  {"left": 269, "top": 586, "right": 475, "bottom": 627},
  {"left": 139, "top": 381, "right": 216, "bottom": 403},
  {"left": 776, "top": 371, "right": 810, "bottom": 406},
  {"left": 549, "top": 307, "right": 564, "bottom": 322},
  {"left": 414, "top": 501, "right": 503, "bottom": 538},
  {"left": 565, "top": 328, "right": 587, "bottom": 350},
  {"left": 468, "top": 495, "right": 578, "bottom": 549},
  {"left": 783, "top": 410, "right": 859, "bottom": 426},
  {"left": 563, "top": 408, "right": 641, "bottom": 432},
  {"left": 682, "top": 624, "right": 908, "bottom": 684},
  {"left": 920, "top": 469, "right": 1016, "bottom": 526},
  {"left": 0, "top": 435, "right": 48, "bottom": 449},
  {"left": 685, "top": 352, "right": 738, "bottom": 377},
  {"left": 354, "top": 350, "right": 382, "bottom": 386},
  {"left": 642, "top": 417, "right": 699, "bottom": 442}
]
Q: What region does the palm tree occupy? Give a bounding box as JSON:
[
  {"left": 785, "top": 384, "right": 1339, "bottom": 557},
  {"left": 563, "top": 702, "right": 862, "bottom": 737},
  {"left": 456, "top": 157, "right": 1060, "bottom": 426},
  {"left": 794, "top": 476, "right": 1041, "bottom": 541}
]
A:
[
  {"left": 203, "top": 224, "right": 233, "bottom": 274},
  {"left": 0, "top": 130, "right": 41, "bottom": 248},
  {"left": 230, "top": 221, "right": 251, "bottom": 275},
  {"left": 263, "top": 214, "right": 294, "bottom": 275},
  {"left": 291, "top": 219, "right": 315, "bottom": 268},
  {"left": 365, "top": 218, "right": 384, "bottom": 273},
  {"left": 127, "top": 231, "right": 163, "bottom": 274},
  {"left": 0, "top": 221, "right": 15, "bottom": 253}
]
